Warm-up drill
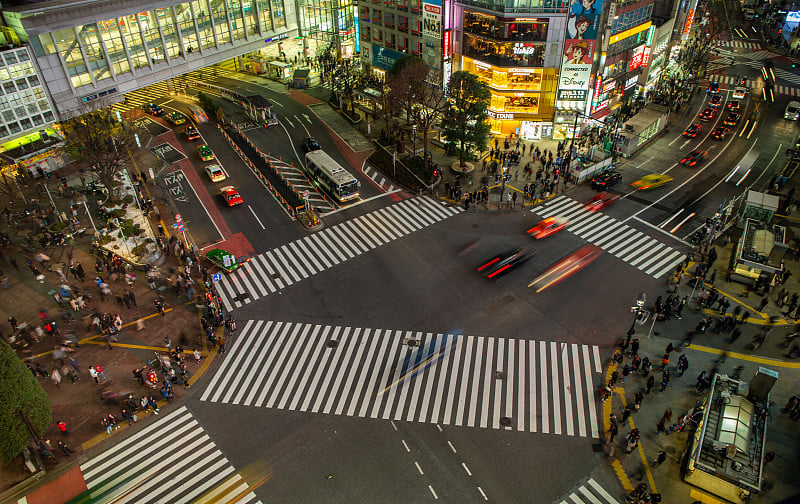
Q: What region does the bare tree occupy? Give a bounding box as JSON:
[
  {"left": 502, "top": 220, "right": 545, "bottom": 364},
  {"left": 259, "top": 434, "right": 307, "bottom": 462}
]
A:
[
  {"left": 61, "top": 107, "right": 138, "bottom": 204},
  {"left": 411, "top": 75, "right": 447, "bottom": 159}
]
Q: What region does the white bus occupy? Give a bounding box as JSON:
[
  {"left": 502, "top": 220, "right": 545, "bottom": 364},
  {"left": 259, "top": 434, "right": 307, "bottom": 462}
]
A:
[{"left": 303, "top": 150, "right": 360, "bottom": 203}]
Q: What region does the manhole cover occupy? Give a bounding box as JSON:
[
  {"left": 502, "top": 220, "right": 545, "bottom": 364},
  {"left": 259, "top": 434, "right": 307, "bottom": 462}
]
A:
[
  {"left": 406, "top": 339, "right": 418, "bottom": 347},
  {"left": 271, "top": 273, "right": 281, "bottom": 280},
  {"left": 500, "top": 417, "right": 511, "bottom": 426},
  {"left": 326, "top": 340, "right": 339, "bottom": 348},
  {"left": 471, "top": 224, "right": 479, "bottom": 228},
  {"left": 495, "top": 371, "right": 506, "bottom": 380},
  {"left": 666, "top": 446, "right": 677, "bottom": 454},
  {"left": 591, "top": 442, "right": 603, "bottom": 453}
]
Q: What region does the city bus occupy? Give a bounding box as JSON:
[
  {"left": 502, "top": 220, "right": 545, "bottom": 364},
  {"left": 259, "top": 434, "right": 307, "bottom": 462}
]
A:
[{"left": 303, "top": 150, "right": 360, "bottom": 203}]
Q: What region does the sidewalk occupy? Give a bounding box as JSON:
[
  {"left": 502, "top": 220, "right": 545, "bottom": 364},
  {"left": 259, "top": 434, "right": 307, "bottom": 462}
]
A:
[
  {"left": 0, "top": 162, "right": 218, "bottom": 502},
  {"left": 598, "top": 252, "right": 800, "bottom": 503}
]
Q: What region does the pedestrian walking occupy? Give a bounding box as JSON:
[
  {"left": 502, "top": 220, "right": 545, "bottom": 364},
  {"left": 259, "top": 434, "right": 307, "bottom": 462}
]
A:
[
  {"left": 57, "top": 440, "right": 75, "bottom": 456},
  {"left": 621, "top": 407, "right": 631, "bottom": 423},
  {"left": 660, "top": 370, "right": 670, "bottom": 392},
  {"left": 633, "top": 391, "right": 643, "bottom": 411},
  {"left": 56, "top": 421, "right": 69, "bottom": 436},
  {"left": 630, "top": 338, "right": 640, "bottom": 356},
  {"left": 654, "top": 450, "right": 667, "bottom": 467},
  {"left": 51, "top": 368, "right": 62, "bottom": 388},
  {"left": 645, "top": 375, "right": 655, "bottom": 394},
  {"left": 608, "top": 423, "right": 618, "bottom": 443}
]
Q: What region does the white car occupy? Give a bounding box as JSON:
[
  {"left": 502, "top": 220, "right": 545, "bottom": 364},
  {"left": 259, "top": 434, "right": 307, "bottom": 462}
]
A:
[
  {"left": 785, "top": 101, "right": 800, "bottom": 120},
  {"left": 204, "top": 164, "right": 226, "bottom": 182},
  {"left": 732, "top": 87, "right": 747, "bottom": 100}
]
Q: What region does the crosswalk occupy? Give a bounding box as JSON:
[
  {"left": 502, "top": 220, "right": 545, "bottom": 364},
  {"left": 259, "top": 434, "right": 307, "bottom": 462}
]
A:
[
  {"left": 705, "top": 73, "right": 800, "bottom": 96},
  {"left": 111, "top": 81, "right": 174, "bottom": 114},
  {"left": 214, "top": 196, "right": 462, "bottom": 311},
  {"left": 200, "top": 320, "right": 603, "bottom": 437},
  {"left": 79, "top": 407, "right": 262, "bottom": 504},
  {"left": 363, "top": 164, "right": 397, "bottom": 192},
  {"left": 532, "top": 196, "right": 684, "bottom": 279},
  {"left": 713, "top": 40, "right": 762, "bottom": 51},
  {"left": 264, "top": 155, "right": 335, "bottom": 213},
  {"left": 556, "top": 478, "right": 621, "bottom": 504}
]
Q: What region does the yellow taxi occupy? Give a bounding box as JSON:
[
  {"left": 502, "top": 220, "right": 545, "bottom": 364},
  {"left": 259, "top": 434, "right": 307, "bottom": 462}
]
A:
[{"left": 631, "top": 173, "right": 673, "bottom": 190}]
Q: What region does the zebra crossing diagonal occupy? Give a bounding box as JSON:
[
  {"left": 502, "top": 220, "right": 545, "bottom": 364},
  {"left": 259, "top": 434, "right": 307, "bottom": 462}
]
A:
[
  {"left": 363, "top": 164, "right": 396, "bottom": 192},
  {"left": 214, "top": 196, "right": 462, "bottom": 311},
  {"left": 199, "top": 320, "right": 604, "bottom": 437},
  {"left": 79, "top": 406, "right": 262, "bottom": 504},
  {"left": 533, "top": 196, "right": 684, "bottom": 279},
  {"left": 111, "top": 82, "right": 173, "bottom": 114},
  {"left": 556, "top": 478, "right": 622, "bottom": 504}
]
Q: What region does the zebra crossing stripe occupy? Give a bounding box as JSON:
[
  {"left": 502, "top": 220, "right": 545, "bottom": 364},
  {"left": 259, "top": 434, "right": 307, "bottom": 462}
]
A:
[
  {"left": 80, "top": 407, "right": 262, "bottom": 504},
  {"left": 215, "top": 197, "right": 461, "bottom": 308},
  {"left": 532, "top": 196, "right": 684, "bottom": 278},
  {"left": 201, "top": 322, "right": 602, "bottom": 436}
]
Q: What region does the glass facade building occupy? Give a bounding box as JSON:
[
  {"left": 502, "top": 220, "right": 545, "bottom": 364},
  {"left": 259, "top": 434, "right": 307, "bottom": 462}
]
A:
[
  {"left": 3, "top": 0, "right": 297, "bottom": 118},
  {"left": 456, "top": 7, "right": 565, "bottom": 137},
  {"left": 299, "top": 0, "right": 358, "bottom": 59},
  {"left": 0, "top": 45, "right": 56, "bottom": 143}
]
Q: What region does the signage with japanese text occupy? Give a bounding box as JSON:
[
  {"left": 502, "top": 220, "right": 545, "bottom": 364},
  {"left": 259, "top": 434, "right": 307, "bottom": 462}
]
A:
[{"left": 558, "top": 89, "right": 589, "bottom": 101}]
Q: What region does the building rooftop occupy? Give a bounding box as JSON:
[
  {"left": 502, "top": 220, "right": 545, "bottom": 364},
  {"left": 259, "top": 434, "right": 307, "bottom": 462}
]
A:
[{"left": 694, "top": 375, "right": 766, "bottom": 493}]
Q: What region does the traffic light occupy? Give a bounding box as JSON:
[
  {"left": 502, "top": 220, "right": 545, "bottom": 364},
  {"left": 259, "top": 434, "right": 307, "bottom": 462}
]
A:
[{"left": 432, "top": 169, "right": 439, "bottom": 178}]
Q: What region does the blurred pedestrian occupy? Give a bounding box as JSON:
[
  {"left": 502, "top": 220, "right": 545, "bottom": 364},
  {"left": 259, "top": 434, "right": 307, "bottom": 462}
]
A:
[
  {"left": 56, "top": 421, "right": 69, "bottom": 437},
  {"left": 57, "top": 440, "right": 75, "bottom": 456},
  {"left": 654, "top": 450, "right": 667, "bottom": 467}
]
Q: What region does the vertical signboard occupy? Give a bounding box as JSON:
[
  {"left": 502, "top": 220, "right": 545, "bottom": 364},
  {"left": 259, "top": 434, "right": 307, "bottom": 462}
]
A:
[
  {"left": 422, "top": 0, "right": 443, "bottom": 73},
  {"left": 558, "top": 0, "right": 604, "bottom": 105}
]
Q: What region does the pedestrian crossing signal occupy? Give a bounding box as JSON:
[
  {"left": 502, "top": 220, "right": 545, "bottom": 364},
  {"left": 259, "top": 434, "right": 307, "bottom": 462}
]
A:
[{"left": 635, "top": 309, "right": 650, "bottom": 325}]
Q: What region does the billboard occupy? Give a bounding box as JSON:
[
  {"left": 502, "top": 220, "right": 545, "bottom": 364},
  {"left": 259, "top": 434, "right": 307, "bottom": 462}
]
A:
[
  {"left": 423, "top": 0, "right": 442, "bottom": 38},
  {"left": 558, "top": 0, "right": 603, "bottom": 102}
]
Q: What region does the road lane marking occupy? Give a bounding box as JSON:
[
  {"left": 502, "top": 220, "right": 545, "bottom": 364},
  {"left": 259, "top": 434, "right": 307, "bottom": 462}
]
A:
[
  {"left": 447, "top": 441, "right": 457, "bottom": 453},
  {"left": 295, "top": 114, "right": 311, "bottom": 136},
  {"left": 415, "top": 461, "right": 424, "bottom": 475},
  {"left": 248, "top": 205, "right": 266, "bottom": 229},
  {"left": 462, "top": 463, "right": 472, "bottom": 476},
  {"left": 622, "top": 134, "right": 751, "bottom": 224},
  {"left": 283, "top": 116, "right": 295, "bottom": 128},
  {"left": 428, "top": 485, "right": 438, "bottom": 499}
]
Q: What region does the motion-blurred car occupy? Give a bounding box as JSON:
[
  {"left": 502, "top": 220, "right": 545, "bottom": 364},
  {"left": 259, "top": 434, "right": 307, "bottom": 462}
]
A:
[
  {"left": 528, "top": 245, "right": 603, "bottom": 292},
  {"left": 680, "top": 149, "right": 708, "bottom": 167},
  {"left": 184, "top": 126, "right": 201, "bottom": 141},
  {"left": 477, "top": 248, "right": 531, "bottom": 279},
  {"left": 220, "top": 186, "right": 243, "bottom": 207},
  {"left": 204, "top": 164, "right": 226, "bottom": 182},
  {"left": 732, "top": 87, "right": 747, "bottom": 100},
  {"left": 710, "top": 126, "right": 728, "bottom": 140},
  {"left": 707, "top": 81, "right": 720, "bottom": 94},
  {"left": 699, "top": 108, "right": 716, "bottom": 121},
  {"left": 726, "top": 100, "right": 742, "bottom": 112},
  {"left": 709, "top": 94, "right": 723, "bottom": 108},
  {"left": 166, "top": 112, "right": 185, "bottom": 125},
  {"left": 205, "top": 248, "right": 248, "bottom": 273},
  {"left": 142, "top": 103, "right": 164, "bottom": 116},
  {"left": 584, "top": 192, "right": 619, "bottom": 212},
  {"left": 303, "top": 137, "right": 321, "bottom": 152},
  {"left": 631, "top": 173, "right": 673, "bottom": 190},
  {"left": 527, "top": 216, "right": 568, "bottom": 239},
  {"left": 683, "top": 123, "right": 702, "bottom": 138},
  {"left": 590, "top": 170, "right": 622, "bottom": 191},
  {"left": 723, "top": 112, "right": 740, "bottom": 127},
  {"left": 197, "top": 144, "right": 215, "bottom": 161}
]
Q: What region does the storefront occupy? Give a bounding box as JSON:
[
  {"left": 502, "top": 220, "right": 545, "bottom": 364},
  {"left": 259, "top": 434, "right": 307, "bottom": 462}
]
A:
[
  {"left": 0, "top": 128, "right": 65, "bottom": 178},
  {"left": 458, "top": 10, "right": 558, "bottom": 136},
  {"left": 461, "top": 56, "right": 557, "bottom": 136}
]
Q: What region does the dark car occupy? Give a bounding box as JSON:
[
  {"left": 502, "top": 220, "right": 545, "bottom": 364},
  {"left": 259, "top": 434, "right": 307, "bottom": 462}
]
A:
[
  {"left": 303, "top": 137, "right": 321, "bottom": 152},
  {"left": 680, "top": 149, "right": 708, "bottom": 167},
  {"left": 711, "top": 126, "right": 728, "bottom": 140},
  {"left": 590, "top": 170, "right": 622, "bottom": 190},
  {"left": 142, "top": 103, "right": 164, "bottom": 116},
  {"left": 683, "top": 123, "right": 702, "bottom": 138},
  {"left": 184, "top": 126, "right": 201, "bottom": 141},
  {"left": 727, "top": 100, "right": 742, "bottom": 112},
  {"left": 699, "top": 108, "right": 716, "bottom": 121},
  {"left": 707, "top": 81, "right": 720, "bottom": 94},
  {"left": 477, "top": 248, "right": 531, "bottom": 279},
  {"left": 709, "top": 94, "right": 723, "bottom": 108},
  {"left": 723, "top": 112, "right": 740, "bottom": 127}
]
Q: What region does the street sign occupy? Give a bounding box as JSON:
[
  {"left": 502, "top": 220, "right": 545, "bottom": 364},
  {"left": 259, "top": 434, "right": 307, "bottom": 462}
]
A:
[
  {"left": 175, "top": 214, "right": 182, "bottom": 222},
  {"left": 178, "top": 225, "right": 185, "bottom": 233},
  {"left": 302, "top": 190, "right": 309, "bottom": 199},
  {"left": 212, "top": 273, "right": 222, "bottom": 282}
]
